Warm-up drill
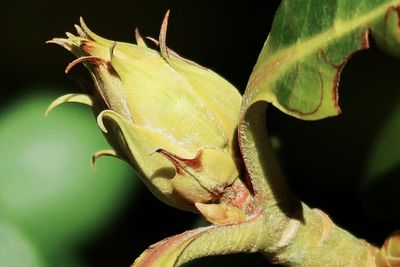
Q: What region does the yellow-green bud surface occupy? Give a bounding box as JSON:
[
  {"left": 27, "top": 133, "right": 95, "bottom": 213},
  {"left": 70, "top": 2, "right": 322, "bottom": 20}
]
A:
[{"left": 47, "top": 15, "right": 242, "bottom": 212}]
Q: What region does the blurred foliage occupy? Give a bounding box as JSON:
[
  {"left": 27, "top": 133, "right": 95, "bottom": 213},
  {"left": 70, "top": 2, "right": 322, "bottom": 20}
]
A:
[
  {"left": 0, "top": 90, "right": 137, "bottom": 266},
  {"left": 361, "top": 82, "right": 400, "bottom": 223},
  {"left": 0, "top": 219, "right": 44, "bottom": 267}
]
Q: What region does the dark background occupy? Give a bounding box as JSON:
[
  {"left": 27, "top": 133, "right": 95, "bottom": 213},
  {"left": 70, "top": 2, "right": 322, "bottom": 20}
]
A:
[{"left": 1, "top": 0, "right": 400, "bottom": 266}]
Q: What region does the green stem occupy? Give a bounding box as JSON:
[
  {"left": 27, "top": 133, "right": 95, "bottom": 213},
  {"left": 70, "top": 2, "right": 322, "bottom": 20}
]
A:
[
  {"left": 238, "top": 101, "right": 379, "bottom": 266},
  {"left": 239, "top": 101, "right": 294, "bottom": 206},
  {"left": 175, "top": 215, "right": 265, "bottom": 265}
]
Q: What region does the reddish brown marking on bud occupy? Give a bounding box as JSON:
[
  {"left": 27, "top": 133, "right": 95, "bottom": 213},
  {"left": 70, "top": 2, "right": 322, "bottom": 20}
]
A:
[
  {"left": 231, "top": 182, "right": 251, "bottom": 208},
  {"left": 156, "top": 149, "right": 185, "bottom": 175},
  {"left": 211, "top": 183, "right": 227, "bottom": 196},
  {"left": 181, "top": 152, "right": 203, "bottom": 170},
  {"left": 156, "top": 149, "right": 203, "bottom": 175},
  {"left": 65, "top": 56, "right": 108, "bottom": 74},
  {"left": 80, "top": 40, "right": 94, "bottom": 53}
]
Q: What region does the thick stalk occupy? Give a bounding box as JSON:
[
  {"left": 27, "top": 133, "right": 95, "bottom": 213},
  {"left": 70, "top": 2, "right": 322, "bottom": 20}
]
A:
[{"left": 238, "top": 101, "right": 379, "bottom": 266}]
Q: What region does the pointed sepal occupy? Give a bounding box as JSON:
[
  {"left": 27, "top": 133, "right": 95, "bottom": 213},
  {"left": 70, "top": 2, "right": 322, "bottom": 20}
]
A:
[
  {"left": 91, "top": 149, "right": 119, "bottom": 169},
  {"left": 159, "top": 10, "right": 171, "bottom": 61},
  {"left": 79, "top": 17, "right": 114, "bottom": 47},
  {"left": 96, "top": 109, "right": 198, "bottom": 211},
  {"left": 135, "top": 28, "right": 147, "bottom": 47},
  {"left": 45, "top": 93, "right": 93, "bottom": 116}
]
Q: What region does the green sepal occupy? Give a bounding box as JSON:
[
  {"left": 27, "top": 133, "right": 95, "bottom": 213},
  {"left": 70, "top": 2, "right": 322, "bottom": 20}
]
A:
[
  {"left": 45, "top": 93, "right": 93, "bottom": 116},
  {"left": 109, "top": 43, "right": 228, "bottom": 152},
  {"left": 169, "top": 56, "right": 242, "bottom": 152},
  {"left": 157, "top": 148, "right": 240, "bottom": 197},
  {"left": 79, "top": 17, "right": 115, "bottom": 47},
  {"left": 96, "top": 109, "right": 199, "bottom": 211}
]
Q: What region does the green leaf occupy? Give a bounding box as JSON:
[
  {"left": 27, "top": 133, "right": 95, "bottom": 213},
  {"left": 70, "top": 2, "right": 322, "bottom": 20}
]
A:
[{"left": 243, "top": 0, "right": 400, "bottom": 120}]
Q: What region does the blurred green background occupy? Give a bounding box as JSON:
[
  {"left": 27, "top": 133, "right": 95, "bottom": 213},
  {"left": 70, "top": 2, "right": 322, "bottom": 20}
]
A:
[{"left": 0, "top": 0, "right": 399, "bottom": 266}]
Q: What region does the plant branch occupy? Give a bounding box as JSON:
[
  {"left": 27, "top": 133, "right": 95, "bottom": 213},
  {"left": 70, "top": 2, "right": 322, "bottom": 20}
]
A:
[{"left": 238, "top": 101, "right": 379, "bottom": 266}]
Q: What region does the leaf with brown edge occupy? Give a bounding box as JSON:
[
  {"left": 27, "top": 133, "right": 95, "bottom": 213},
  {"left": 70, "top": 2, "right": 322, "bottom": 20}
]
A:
[
  {"left": 131, "top": 215, "right": 264, "bottom": 267},
  {"left": 131, "top": 227, "right": 213, "bottom": 267},
  {"left": 242, "top": 0, "right": 400, "bottom": 120}
]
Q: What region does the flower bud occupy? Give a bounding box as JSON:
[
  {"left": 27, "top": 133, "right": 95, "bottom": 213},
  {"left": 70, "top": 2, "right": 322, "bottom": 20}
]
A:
[{"left": 47, "top": 13, "right": 242, "bottom": 213}]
